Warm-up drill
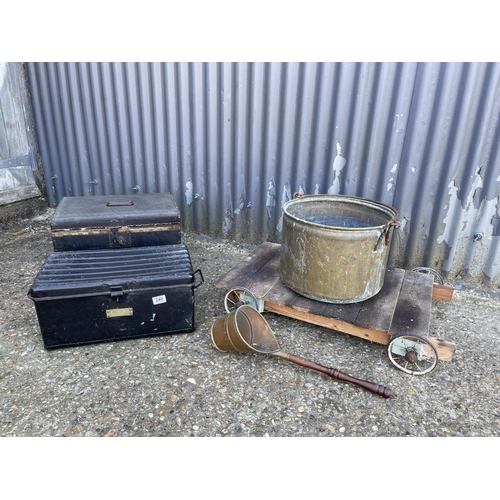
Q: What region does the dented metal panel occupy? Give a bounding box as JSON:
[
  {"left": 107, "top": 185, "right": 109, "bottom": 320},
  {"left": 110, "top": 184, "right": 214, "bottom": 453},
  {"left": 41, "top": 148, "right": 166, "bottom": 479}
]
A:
[{"left": 25, "top": 62, "right": 500, "bottom": 285}]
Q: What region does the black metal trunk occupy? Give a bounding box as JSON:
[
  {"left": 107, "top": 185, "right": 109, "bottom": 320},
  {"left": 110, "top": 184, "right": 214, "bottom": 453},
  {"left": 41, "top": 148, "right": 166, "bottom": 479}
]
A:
[
  {"left": 28, "top": 244, "right": 203, "bottom": 349},
  {"left": 50, "top": 193, "right": 181, "bottom": 251}
]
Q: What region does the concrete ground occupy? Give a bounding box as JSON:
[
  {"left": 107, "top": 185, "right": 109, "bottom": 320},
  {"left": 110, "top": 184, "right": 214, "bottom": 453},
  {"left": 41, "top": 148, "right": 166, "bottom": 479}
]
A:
[{"left": 1, "top": 205, "right": 500, "bottom": 439}]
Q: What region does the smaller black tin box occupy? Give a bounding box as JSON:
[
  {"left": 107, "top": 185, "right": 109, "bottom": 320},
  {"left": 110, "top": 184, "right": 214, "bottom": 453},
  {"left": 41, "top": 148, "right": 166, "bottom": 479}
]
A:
[{"left": 50, "top": 193, "right": 181, "bottom": 251}]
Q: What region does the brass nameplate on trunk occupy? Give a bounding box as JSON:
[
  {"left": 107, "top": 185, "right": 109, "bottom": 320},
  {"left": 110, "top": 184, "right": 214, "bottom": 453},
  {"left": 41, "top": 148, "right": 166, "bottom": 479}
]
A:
[{"left": 106, "top": 308, "right": 133, "bottom": 318}]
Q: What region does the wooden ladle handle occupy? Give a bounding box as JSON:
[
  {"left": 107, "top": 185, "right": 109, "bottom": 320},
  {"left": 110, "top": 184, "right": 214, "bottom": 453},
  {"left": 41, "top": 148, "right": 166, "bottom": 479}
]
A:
[{"left": 280, "top": 352, "right": 392, "bottom": 399}]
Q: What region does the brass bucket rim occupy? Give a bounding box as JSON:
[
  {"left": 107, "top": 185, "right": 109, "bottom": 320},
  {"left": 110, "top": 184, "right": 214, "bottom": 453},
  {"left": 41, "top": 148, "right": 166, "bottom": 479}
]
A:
[{"left": 283, "top": 193, "right": 399, "bottom": 232}]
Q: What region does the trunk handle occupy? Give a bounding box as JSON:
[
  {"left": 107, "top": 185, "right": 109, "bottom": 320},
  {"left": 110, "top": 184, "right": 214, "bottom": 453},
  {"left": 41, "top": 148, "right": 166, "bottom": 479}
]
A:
[
  {"left": 107, "top": 201, "right": 134, "bottom": 207},
  {"left": 194, "top": 269, "right": 204, "bottom": 289}
]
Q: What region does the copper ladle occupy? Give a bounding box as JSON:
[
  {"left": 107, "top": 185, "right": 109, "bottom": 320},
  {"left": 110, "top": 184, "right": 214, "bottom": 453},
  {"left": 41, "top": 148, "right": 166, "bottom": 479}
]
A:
[{"left": 211, "top": 305, "right": 391, "bottom": 399}]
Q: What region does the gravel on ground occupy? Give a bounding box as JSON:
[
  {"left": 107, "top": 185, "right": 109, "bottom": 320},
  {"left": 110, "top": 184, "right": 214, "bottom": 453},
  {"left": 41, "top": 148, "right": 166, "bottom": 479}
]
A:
[{"left": 1, "top": 208, "right": 499, "bottom": 440}]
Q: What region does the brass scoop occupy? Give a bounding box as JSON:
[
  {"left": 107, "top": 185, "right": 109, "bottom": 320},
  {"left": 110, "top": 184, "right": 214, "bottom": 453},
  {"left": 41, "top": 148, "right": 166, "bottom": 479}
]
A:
[{"left": 211, "top": 305, "right": 391, "bottom": 399}]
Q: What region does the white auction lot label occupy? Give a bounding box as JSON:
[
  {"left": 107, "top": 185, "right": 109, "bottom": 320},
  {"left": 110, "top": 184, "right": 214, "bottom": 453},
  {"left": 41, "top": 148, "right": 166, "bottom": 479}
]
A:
[{"left": 152, "top": 295, "right": 167, "bottom": 305}]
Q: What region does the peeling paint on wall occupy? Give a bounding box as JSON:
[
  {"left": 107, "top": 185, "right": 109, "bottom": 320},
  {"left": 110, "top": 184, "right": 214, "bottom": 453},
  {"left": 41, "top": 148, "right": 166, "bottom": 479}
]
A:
[
  {"left": 234, "top": 177, "right": 247, "bottom": 215},
  {"left": 386, "top": 164, "right": 398, "bottom": 192},
  {"left": 327, "top": 142, "right": 347, "bottom": 194},
  {"left": 492, "top": 203, "right": 500, "bottom": 237},
  {"left": 437, "top": 180, "right": 460, "bottom": 250},
  {"left": 222, "top": 183, "right": 233, "bottom": 235},
  {"left": 185, "top": 179, "right": 193, "bottom": 206},
  {"left": 438, "top": 167, "right": 500, "bottom": 278},
  {"left": 265, "top": 178, "right": 276, "bottom": 223},
  {"left": 276, "top": 182, "right": 291, "bottom": 233}
]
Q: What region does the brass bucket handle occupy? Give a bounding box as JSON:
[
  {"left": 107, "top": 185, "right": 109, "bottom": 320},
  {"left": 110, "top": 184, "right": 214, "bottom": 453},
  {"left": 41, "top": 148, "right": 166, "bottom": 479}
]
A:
[{"left": 374, "top": 217, "right": 400, "bottom": 251}]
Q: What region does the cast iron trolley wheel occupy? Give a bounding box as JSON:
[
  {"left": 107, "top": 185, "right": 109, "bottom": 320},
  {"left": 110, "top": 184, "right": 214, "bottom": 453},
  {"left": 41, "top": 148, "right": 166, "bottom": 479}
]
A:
[
  {"left": 224, "top": 287, "right": 261, "bottom": 314},
  {"left": 387, "top": 333, "right": 439, "bottom": 375},
  {"left": 411, "top": 267, "right": 444, "bottom": 285}
]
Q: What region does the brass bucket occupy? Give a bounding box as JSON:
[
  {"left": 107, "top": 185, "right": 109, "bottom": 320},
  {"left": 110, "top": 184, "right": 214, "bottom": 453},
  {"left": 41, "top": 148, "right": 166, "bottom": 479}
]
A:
[
  {"left": 280, "top": 194, "right": 399, "bottom": 303},
  {"left": 211, "top": 305, "right": 391, "bottom": 398}
]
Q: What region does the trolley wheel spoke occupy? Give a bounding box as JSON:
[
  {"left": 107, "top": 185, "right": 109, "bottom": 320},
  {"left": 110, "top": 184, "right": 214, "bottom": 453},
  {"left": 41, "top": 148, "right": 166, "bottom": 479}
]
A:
[
  {"left": 411, "top": 267, "right": 444, "bottom": 285},
  {"left": 387, "top": 333, "right": 439, "bottom": 375},
  {"left": 224, "top": 286, "right": 260, "bottom": 314}
]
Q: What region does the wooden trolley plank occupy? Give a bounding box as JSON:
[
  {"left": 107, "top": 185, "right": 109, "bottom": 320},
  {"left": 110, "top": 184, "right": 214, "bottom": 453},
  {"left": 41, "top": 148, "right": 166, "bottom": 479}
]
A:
[
  {"left": 289, "top": 293, "right": 329, "bottom": 316},
  {"left": 355, "top": 268, "right": 406, "bottom": 332},
  {"left": 263, "top": 277, "right": 301, "bottom": 307},
  {"left": 244, "top": 251, "right": 282, "bottom": 297},
  {"left": 432, "top": 283, "right": 454, "bottom": 302},
  {"left": 388, "top": 270, "right": 435, "bottom": 338},
  {"left": 321, "top": 301, "right": 363, "bottom": 325},
  {"left": 264, "top": 299, "right": 391, "bottom": 345},
  {"left": 216, "top": 241, "right": 278, "bottom": 287},
  {"left": 214, "top": 242, "right": 455, "bottom": 361}
]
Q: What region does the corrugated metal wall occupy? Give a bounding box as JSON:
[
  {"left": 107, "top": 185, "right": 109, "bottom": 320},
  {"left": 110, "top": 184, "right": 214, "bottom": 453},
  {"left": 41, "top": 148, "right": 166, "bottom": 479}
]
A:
[{"left": 25, "top": 62, "right": 500, "bottom": 285}]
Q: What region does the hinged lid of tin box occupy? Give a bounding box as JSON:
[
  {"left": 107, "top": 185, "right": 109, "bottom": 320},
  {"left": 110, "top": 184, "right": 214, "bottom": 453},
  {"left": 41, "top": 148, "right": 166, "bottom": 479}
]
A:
[
  {"left": 29, "top": 245, "right": 198, "bottom": 300},
  {"left": 50, "top": 193, "right": 181, "bottom": 251}
]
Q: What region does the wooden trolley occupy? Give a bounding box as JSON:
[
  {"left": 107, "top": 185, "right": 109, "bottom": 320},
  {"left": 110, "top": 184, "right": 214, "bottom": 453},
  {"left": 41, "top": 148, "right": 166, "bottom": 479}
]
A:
[{"left": 215, "top": 242, "right": 455, "bottom": 375}]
